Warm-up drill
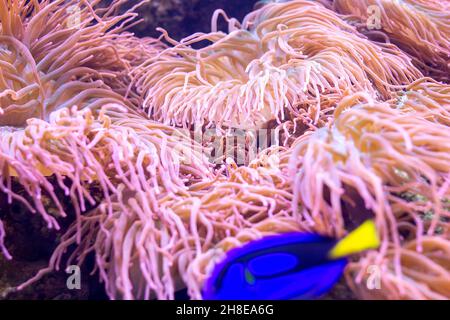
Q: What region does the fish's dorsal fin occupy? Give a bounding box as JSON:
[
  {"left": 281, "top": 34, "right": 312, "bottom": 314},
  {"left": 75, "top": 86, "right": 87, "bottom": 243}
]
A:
[{"left": 329, "top": 220, "right": 380, "bottom": 259}]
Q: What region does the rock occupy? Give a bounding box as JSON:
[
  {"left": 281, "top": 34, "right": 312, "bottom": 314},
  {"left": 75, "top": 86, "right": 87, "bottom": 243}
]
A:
[{"left": 115, "top": 0, "right": 259, "bottom": 40}]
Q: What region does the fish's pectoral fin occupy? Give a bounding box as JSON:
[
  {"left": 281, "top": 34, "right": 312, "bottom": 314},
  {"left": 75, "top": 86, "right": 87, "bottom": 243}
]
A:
[
  {"left": 329, "top": 220, "right": 380, "bottom": 259},
  {"left": 244, "top": 268, "right": 256, "bottom": 285}
]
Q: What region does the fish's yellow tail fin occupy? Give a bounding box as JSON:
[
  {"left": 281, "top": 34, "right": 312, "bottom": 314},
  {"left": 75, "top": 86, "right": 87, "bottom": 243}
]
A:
[{"left": 329, "top": 220, "right": 380, "bottom": 259}]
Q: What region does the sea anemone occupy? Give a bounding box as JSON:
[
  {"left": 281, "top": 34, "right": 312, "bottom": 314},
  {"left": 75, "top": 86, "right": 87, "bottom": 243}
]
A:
[
  {"left": 0, "top": 0, "right": 140, "bottom": 125},
  {"left": 392, "top": 77, "right": 450, "bottom": 125},
  {"left": 1, "top": 0, "right": 449, "bottom": 301},
  {"left": 346, "top": 236, "right": 450, "bottom": 299},
  {"left": 332, "top": 0, "right": 450, "bottom": 82},
  {"left": 19, "top": 147, "right": 298, "bottom": 299},
  {"left": 134, "top": 0, "right": 421, "bottom": 130},
  {"left": 0, "top": 0, "right": 182, "bottom": 260},
  {"left": 288, "top": 86, "right": 450, "bottom": 298}
]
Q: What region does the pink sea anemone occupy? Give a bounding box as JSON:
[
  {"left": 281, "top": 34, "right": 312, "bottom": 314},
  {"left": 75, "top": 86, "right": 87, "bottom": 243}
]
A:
[
  {"left": 346, "top": 236, "right": 450, "bottom": 299},
  {"left": 288, "top": 86, "right": 450, "bottom": 298},
  {"left": 134, "top": 0, "right": 422, "bottom": 130},
  {"left": 1, "top": 0, "right": 449, "bottom": 301},
  {"left": 0, "top": 0, "right": 195, "bottom": 261},
  {"left": 332, "top": 0, "right": 450, "bottom": 82},
  {"left": 20, "top": 149, "right": 297, "bottom": 299}
]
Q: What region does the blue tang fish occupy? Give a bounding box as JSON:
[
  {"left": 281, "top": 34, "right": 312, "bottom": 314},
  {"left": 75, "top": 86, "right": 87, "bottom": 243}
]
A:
[{"left": 203, "top": 220, "right": 380, "bottom": 300}]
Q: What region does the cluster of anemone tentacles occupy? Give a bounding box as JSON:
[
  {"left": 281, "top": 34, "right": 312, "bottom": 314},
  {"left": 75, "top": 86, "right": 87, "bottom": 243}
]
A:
[{"left": 0, "top": 0, "right": 449, "bottom": 300}]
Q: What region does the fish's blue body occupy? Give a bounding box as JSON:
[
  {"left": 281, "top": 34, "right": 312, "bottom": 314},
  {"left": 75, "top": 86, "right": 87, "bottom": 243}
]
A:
[
  {"left": 203, "top": 221, "right": 379, "bottom": 300},
  {"left": 203, "top": 233, "right": 346, "bottom": 300}
]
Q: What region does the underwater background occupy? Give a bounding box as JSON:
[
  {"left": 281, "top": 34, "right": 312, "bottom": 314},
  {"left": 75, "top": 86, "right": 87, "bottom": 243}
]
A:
[{"left": 0, "top": 0, "right": 449, "bottom": 300}]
